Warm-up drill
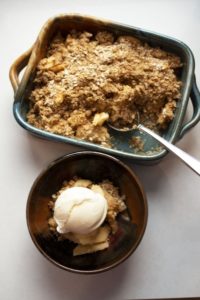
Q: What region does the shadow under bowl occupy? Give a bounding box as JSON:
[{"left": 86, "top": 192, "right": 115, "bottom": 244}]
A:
[{"left": 26, "top": 151, "right": 148, "bottom": 274}]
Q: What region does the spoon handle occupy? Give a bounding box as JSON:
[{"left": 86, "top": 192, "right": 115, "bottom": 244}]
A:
[{"left": 138, "top": 124, "right": 200, "bottom": 176}]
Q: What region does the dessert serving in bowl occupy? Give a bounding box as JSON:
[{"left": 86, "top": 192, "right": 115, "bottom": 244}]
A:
[
  {"left": 26, "top": 151, "right": 148, "bottom": 273},
  {"left": 10, "top": 14, "right": 200, "bottom": 163}
]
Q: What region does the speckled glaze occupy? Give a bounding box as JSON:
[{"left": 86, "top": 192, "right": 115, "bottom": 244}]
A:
[
  {"left": 9, "top": 14, "right": 200, "bottom": 164},
  {"left": 26, "top": 151, "right": 148, "bottom": 274}
]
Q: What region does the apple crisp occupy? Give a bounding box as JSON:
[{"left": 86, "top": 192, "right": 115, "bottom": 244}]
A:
[
  {"left": 27, "top": 30, "right": 182, "bottom": 147},
  {"left": 48, "top": 177, "right": 127, "bottom": 256}
]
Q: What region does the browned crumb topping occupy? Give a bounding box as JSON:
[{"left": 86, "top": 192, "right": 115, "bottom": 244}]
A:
[
  {"left": 130, "top": 136, "right": 145, "bottom": 152},
  {"left": 48, "top": 177, "right": 127, "bottom": 255},
  {"left": 27, "top": 30, "right": 182, "bottom": 147}
]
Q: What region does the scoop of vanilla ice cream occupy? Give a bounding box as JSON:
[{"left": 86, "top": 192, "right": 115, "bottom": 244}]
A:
[{"left": 53, "top": 186, "right": 107, "bottom": 234}]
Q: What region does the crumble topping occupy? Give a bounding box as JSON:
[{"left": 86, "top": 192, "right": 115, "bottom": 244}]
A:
[{"left": 27, "top": 30, "right": 182, "bottom": 147}]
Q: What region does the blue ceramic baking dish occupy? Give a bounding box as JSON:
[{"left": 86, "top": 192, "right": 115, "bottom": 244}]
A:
[{"left": 9, "top": 14, "right": 200, "bottom": 164}]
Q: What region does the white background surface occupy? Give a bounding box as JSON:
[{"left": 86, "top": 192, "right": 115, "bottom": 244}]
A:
[{"left": 1, "top": 0, "right": 200, "bottom": 299}]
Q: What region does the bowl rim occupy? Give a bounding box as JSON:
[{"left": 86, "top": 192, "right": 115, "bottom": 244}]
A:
[{"left": 26, "top": 151, "right": 148, "bottom": 274}]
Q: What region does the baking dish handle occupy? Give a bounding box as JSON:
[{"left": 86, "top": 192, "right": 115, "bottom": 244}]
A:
[
  {"left": 9, "top": 47, "right": 33, "bottom": 94},
  {"left": 179, "top": 76, "right": 200, "bottom": 139}
]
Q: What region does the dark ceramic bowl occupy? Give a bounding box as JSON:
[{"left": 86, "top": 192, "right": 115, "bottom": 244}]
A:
[
  {"left": 10, "top": 14, "right": 200, "bottom": 163},
  {"left": 26, "top": 151, "right": 148, "bottom": 274}
]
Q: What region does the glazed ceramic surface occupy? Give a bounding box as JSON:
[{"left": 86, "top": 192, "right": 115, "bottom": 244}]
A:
[{"left": 26, "top": 151, "right": 148, "bottom": 274}]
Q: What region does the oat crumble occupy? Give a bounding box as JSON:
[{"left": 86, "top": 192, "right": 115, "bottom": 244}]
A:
[{"left": 27, "top": 30, "right": 182, "bottom": 147}]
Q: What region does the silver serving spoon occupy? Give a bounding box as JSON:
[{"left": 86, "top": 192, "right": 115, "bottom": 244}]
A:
[{"left": 108, "top": 118, "right": 200, "bottom": 176}]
